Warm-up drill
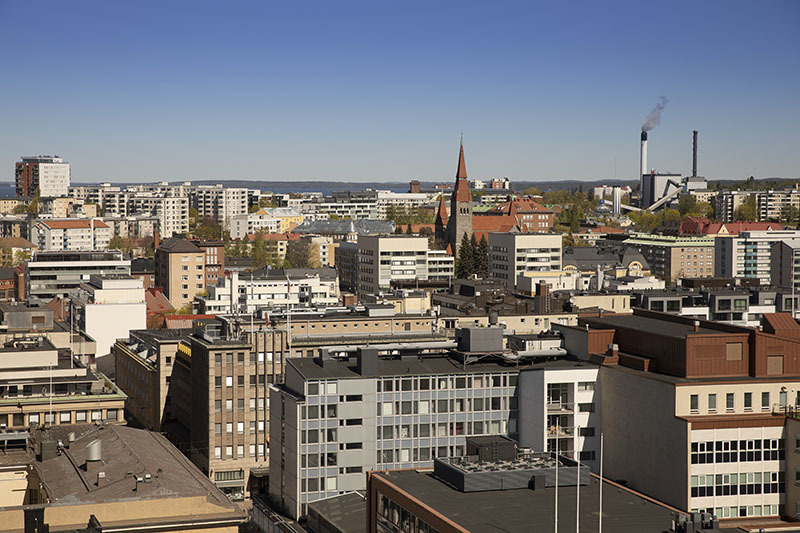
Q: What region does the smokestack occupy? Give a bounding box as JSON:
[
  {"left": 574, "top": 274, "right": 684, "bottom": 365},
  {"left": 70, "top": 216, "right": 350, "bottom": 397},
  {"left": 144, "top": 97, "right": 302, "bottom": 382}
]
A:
[
  {"left": 154, "top": 229, "right": 160, "bottom": 251},
  {"left": 692, "top": 130, "right": 698, "bottom": 177},
  {"left": 640, "top": 131, "right": 648, "bottom": 206}
]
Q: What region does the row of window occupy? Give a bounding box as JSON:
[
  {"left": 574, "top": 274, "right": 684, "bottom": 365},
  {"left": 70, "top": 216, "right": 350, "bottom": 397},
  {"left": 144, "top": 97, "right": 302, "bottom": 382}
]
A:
[
  {"left": 376, "top": 491, "right": 441, "bottom": 533},
  {"left": 691, "top": 472, "right": 784, "bottom": 497},
  {"left": 213, "top": 443, "right": 265, "bottom": 460},
  {"left": 378, "top": 419, "right": 515, "bottom": 439},
  {"left": 691, "top": 439, "right": 784, "bottom": 464},
  {"left": 6, "top": 409, "right": 114, "bottom": 427},
  {"left": 690, "top": 391, "right": 771, "bottom": 413},
  {"left": 214, "top": 420, "right": 266, "bottom": 434},
  {"left": 378, "top": 397, "right": 516, "bottom": 417},
  {"left": 213, "top": 397, "right": 267, "bottom": 411}
]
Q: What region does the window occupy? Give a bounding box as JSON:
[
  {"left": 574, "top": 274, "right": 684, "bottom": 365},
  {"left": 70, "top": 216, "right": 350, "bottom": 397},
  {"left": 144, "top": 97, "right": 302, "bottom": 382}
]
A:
[
  {"left": 726, "top": 393, "right": 735, "bottom": 411},
  {"left": 708, "top": 394, "right": 717, "bottom": 412},
  {"left": 214, "top": 447, "right": 222, "bottom": 459},
  {"left": 762, "top": 391, "right": 770, "bottom": 410},
  {"left": 579, "top": 427, "right": 595, "bottom": 437},
  {"left": 226, "top": 422, "right": 233, "bottom": 434},
  {"left": 579, "top": 451, "right": 596, "bottom": 461},
  {"left": 59, "top": 412, "right": 71, "bottom": 423},
  {"left": 578, "top": 382, "right": 595, "bottom": 392},
  {"left": 579, "top": 403, "right": 595, "bottom": 413},
  {"left": 744, "top": 392, "right": 752, "bottom": 411},
  {"left": 726, "top": 343, "right": 743, "bottom": 361},
  {"left": 237, "top": 422, "right": 244, "bottom": 434},
  {"left": 225, "top": 376, "right": 233, "bottom": 387},
  {"left": 690, "top": 394, "right": 699, "bottom": 412}
]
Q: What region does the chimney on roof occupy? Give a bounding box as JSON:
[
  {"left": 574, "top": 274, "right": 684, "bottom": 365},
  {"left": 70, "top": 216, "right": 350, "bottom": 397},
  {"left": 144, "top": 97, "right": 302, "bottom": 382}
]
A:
[
  {"left": 693, "top": 320, "right": 700, "bottom": 332},
  {"left": 154, "top": 229, "right": 160, "bottom": 251}
]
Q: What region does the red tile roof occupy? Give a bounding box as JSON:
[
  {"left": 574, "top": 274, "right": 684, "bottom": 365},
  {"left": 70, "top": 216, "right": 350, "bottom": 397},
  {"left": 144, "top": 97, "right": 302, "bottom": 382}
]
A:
[
  {"left": 39, "top": 219, "right": 110, "bottom": 230},
  {"left": 679, "top": 217, "right": 783, "bottom": 236},
  {"left": 488, "top": 197, "right": 553, "bottom": 215}
]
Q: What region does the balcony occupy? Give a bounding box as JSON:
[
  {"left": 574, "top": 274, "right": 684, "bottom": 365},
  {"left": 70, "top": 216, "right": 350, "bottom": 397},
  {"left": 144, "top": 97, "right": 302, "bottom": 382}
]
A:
[
  {"left": 547, "top": 425, "right": 574, "bottom": 438},
  {"left": 546, "top": 401, "right": 574, "bottom": 413}
]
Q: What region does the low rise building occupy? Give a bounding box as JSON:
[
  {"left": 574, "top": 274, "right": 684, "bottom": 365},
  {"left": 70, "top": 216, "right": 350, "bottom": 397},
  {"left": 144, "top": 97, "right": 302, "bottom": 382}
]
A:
[
  {"left": 488, "top": 232, "right": 562, "bottom": 288},
  {"left": 0, "top": 424, "right": 246, "bottom": 531},
  {"left": 31, "top": 218, "right": 111, "bottom": 251},
  {"left": 26, "top": 250, "right": 131, "bottom": 300},
  {"left": 623, "top": 233, "right": 715, "bottom": 282}
]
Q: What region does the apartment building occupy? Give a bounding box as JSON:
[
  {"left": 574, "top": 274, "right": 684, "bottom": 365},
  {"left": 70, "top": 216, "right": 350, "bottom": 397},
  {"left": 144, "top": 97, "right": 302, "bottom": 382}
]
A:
[
  {"left": 103, "top": 215, "right": 159, "bottom": 239},
  {"left": 193, "top": 185, "right": 249, "bottom": 230},
  {"left": 356, "top": 235, "right": 454, "bottom": 301},
  {"left": 230, "top": 213, "right": 280, "bottom": 239},
  {"left": 15, "top": 155, "right": 70, "bottom": 197},
  {"left": 756, "top": 188, "right": 800, "bottom": 222},
  {"left": 186, "top": 318, "right": 283, "bottom": 500},
  {"left": 269, "top": 346, "right": 523, "bottom": 519},
  {"left": 518, "top": 362, "right": 600, "bottom": 467},
  {"left": 68, "top": 185, "right": 189, "bottom": 237},
  {"left": 716, "top": 230, "right": 800, "bottom": 285},
  {"left": 197, "top": 268, "right": 340, "bottom": 315},
  {"left": 191, "top": 239, "right": 226, "bottom": 288},
  {"left": 72, "top": 275, "right": 147, "bottom": 357},
  {"left": 30, "top": 218, "right": 111, "bottom": 251},
  {"left": 573, "top": 309, "right": 800, "bottom": 520},
  {"left": 260, "top": 208, "right": 304, "bottom": 233},
  {"left": 624, "top": 233, "right": 715, "bottom": 282},
  {"left": 114, "top": 328, "right": 191, "bottom": 431},
  {"left": 335, "top": 241, "right": 358, "bottom": 292},
  {"left": 772, "top": 240, "right": 800, "bottom": 294},
  {"left": 155, "top": 237, "right": 206, "bottom": 309},
  {"left": 715, "top": 191, "right": 752, "bottom": 223},
  {"left": 488, "top": 232, "right": 562, "bottom": 288},
  {"left": 0, "top": 337, "right": 126, "bottom": 430},
  {"left": 38, "top": 196, "right": 97, "bottom": 218},
  {"left": 26, "top": 250, "right": 131, "bottom": 300}
]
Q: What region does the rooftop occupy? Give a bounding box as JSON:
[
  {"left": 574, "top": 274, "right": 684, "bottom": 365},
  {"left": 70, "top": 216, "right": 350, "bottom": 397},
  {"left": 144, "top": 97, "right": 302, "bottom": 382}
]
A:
[
  {"left": 375, "top": 469, "right": 682, "bottom": 533},
  {"left": 582, "top": 313, "right": 723, "bottom": 339}
]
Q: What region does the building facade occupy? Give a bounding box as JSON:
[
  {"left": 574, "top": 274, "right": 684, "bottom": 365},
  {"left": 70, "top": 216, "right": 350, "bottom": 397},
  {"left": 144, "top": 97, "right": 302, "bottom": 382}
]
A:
[
  {"left": 488, "top": 232, "right": 562, "bottom": 288},
  {"left": 15, "top": 155, "right": 70, "bottom": 198}
]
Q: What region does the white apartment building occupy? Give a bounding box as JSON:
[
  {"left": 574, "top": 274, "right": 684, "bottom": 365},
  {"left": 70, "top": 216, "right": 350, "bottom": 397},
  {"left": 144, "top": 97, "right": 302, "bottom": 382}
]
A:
[
  {"left": 230, "top": 213, "right": 280, "bottom": 239},
  {"left": 197, "top": 269, "right": 340, "bottom": 314},
  {"left": 488, "top": 232, "right": 562, "bottom": 288},
  {"left": 26, "top": 250, "right": 131, "bottom": 300},
  {"left": 193, "top": 185, "right": 249, "bottom": 230},
  {"left": 269, "top": 350, "right": 523, "bottom": 519},
  {"left": 427, "top": 249, "right": 455, "bottom": 281},
  {"left": 518, "top": 362, "right": 600, "bottom": 469},
  {"left": 72, "top": 275, "right": 147, "bottom": 357},
  {"left": 16, "top": 156, "right": 70, "bottom": 197},
  {"left": 756, "top": 188, "right": 800, "bottom": 222},
  {"left": 68, "top": 185, "right": 189, "bottom": 237},
  {"left": 306, "top": 201, "right": 378, "bottom": 220},
  {"left": 31, "top": 219, "right": 112, "bottom": 251},
  {"left": 356, "top": 235, "right": 454, "bottom": 301},
  {"left": 375, "top": 190, "right": 431, "bottom": 218},
  {"left": 716, "top": 230, "right": 800, "bottom": 284}
]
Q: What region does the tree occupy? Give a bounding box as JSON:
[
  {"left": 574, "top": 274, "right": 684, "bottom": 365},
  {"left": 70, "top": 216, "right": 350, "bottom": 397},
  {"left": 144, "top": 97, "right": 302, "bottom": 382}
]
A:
[
  {"left": 781, "top": 205, "right": 799, "bottom": 226},
  {"left": 678, "top": 194, "right": 697, "bottom": 216},
  {"left": 406, "top": 224, "right": 413, "bottom": 235},
  {"left": 286, "top": 240, "right": 312, "bottom": 269},
  {"left": 475, "top": 235, "right": 489, "bottom": 278},
  {"left": 109, "top": 235, "right": 133, "bottom": 254},
  {"left": 251, "top": 231, "right": 269, "bottom": 269},
  {"left": 455, "top": 233, "right": 475, "bottom": 278},
  {"left": 25, "top": 193, "right": 39, "bottom": 214},
  {"left": 734, "top": 195, "right": 758, "bottom": 222}
]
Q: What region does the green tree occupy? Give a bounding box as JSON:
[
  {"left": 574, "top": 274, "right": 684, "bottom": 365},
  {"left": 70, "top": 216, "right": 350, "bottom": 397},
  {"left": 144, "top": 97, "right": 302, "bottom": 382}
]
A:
[
  {"left": 678, "top": 194, "right": 697, "bottom": 216},
  {"left": 475, "top": 235, "right": 489, "bottom": 278},
  {"left": 781, "top": 205, "right": 799, "bottom": 226},
  {"left": 251, "top": 231, "right": 269, "bottom": 269},
  {"left": 455, "top": 233, "right": 475, "bottom": 278},
  {"left": 406, "top": 224, "right": 413, "bottom": 235},
  {"left": 734, "top": 195, "right": 758, "bottom": 222},
  {"left": 286, "top": 240, "right": 312, "bottom": 269}
]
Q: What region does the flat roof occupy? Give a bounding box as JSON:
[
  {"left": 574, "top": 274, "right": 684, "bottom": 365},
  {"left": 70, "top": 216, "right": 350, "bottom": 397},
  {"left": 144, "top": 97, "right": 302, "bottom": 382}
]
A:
[
  {"left": 583, "top": 314, "right": 722, "bottom": 339},
  {"left": 289, "top": 354, "right": 590, "bottom": 381},
  {"left": 307, "top": 492, "right": 366, "bottom": 533},
  {"left": 376, "top": 470, "right": 679, "bottom": 533}
]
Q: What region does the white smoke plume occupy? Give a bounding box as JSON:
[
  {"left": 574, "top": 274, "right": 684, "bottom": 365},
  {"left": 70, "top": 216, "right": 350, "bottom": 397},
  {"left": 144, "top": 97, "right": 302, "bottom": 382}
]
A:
[{"left": 642, "top": 96, "right": 668, "bottom": 132}]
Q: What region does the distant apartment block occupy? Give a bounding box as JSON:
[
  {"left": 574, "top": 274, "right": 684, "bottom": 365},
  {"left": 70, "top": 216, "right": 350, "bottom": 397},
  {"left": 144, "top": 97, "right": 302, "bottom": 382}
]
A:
[
  {"left": 30, "top": 218, "right": 111, "bottom": 251},
  {"left": 624, "top": 233, "right": 715, "bottom": 282},
  {"left": 155, "top": 237, "right": 206, "bottom": 309},
  {"left": 15, "top": 155, "right": 70, "bottom": 198},
  {"left": 230, "top": 212, "right": 280, "bottom": 239},
  {"left": 26, "top": 250, "right": 131, "bottom": 300},
  {"left": 356, "top": 235, "right": 454, "bottom": 301},
  {"left": 488, "top": 232, "right": 562, "bottom": 288},
  {"left": 715, "top": 230, "right": 800, "bottom": 285}
]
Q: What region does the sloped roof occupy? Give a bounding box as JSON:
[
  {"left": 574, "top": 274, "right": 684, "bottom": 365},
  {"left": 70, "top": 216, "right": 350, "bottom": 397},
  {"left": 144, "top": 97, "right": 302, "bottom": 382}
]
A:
[
  {"left": 0, "top": 236, "right": 35, "bottom": 248},
  {"left": 145, "top": 288, "right": 174, "bottom": 315},
  {"left": 131, "top": 257, "right": 155, "bottom": 274},
  {"left": 762, "top": 313, "right": 800, "bottom": 339},
  {"left": 157, "top": 236, "right": 204, "bottom": 253},
  {"left": 487, "top": 197, "right": 553, "bottom": 215},
  {"left": 435, "top": 195, "right": 448, "bottom": 225},
  {"left": 38, "top": 219, "right": 110, "bottom": 229}
]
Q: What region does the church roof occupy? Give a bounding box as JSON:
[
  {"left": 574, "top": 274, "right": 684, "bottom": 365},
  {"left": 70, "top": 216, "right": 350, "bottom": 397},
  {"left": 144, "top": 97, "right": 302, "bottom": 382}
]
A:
[{"left": 452, "top": 142, "right": 472, "bottom": 202}]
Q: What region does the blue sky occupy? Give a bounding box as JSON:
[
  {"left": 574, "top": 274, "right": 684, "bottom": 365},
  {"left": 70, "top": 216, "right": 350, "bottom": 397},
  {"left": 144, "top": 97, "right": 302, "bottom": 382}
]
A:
[{"left": 1, "top": 1, "right": 798, "bottom": 183}]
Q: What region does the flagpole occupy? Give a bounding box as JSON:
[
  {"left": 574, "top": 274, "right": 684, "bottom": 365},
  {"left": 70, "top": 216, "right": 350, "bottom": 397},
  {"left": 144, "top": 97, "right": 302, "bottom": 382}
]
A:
[
  {"left": 576, "top": 427, "right": 580, "bottom": 533},
  {"left": 554, "top": 449, "right": 559, "bottom": 533},
  {"left": 599, "top": 433, "right": 604, "bottom": 533}
]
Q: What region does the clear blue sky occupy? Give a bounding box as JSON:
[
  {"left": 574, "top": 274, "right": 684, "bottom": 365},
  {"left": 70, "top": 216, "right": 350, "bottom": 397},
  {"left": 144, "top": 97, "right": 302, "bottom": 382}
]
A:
[{"left": 1, "top": 1, "right": 798, "bottom": 183}]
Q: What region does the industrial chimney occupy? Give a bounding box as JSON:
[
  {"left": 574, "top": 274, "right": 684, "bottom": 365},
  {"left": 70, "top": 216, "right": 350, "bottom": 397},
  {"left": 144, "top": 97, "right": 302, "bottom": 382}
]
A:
[
  {"left": 639, "top": 131, "right": 648, "bottom": 206},
  {"left": 692, "top": 130, "right": 698, "bottom": 177}
]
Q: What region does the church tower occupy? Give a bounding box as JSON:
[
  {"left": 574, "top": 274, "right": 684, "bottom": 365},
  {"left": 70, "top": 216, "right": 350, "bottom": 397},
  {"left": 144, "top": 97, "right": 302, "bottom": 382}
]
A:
[{"left": 447, "top": 141, "right": 473, "bottom": 255}]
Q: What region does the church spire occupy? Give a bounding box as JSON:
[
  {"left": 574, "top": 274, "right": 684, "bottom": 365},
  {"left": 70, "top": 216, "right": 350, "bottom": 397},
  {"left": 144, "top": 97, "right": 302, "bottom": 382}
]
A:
[{"left": 456, "top": 138, "right": 468, "bottom": 179}]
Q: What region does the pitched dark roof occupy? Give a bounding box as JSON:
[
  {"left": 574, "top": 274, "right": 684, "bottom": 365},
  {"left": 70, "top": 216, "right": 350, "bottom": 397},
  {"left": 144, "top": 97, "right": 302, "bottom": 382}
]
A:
[
  {"left": 131, "top": 257, "right": 155, "bottom": 274},
  {"left": 157, "top": 236, "right": 203, "bottom": 253}
]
